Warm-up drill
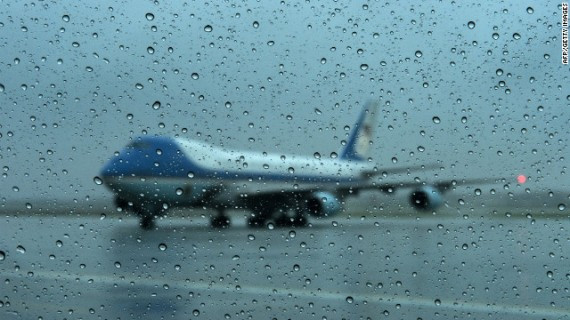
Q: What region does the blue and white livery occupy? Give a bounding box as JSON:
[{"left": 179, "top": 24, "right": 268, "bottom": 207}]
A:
[{"left": 99, "top": 101, "right": 490, "bottom": 229}]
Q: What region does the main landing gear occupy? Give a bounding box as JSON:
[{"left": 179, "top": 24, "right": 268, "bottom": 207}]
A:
[
  {"left": 211, "top": 210, "right": 231, "bottom": 229},
  {"left": 247, "top": 204, "right": 309, "bottom": 228}
]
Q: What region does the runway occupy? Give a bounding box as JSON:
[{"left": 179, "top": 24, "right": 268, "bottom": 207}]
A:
[{"left": 1, "top": 210, "right": 569, "bottom": 319}]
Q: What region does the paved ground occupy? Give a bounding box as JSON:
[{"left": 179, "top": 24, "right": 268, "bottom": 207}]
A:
[{"left": 0, "top": 209, "right": 569, "bottom": 319}]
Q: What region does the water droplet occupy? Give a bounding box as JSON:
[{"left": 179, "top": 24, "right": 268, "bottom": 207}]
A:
[
  {"left": 0, "top": 251, "right": 5, "bottom": 261},
  {"left": 152, "top": 101, "right": 161, "bottom": 110},
  {"left": 16, "top": 245, "right": 26, "bottom": 254},
  {"left": 247, "top": 234, "right": 255, "bottom": 241},
  {"left": 432, "top": 116, "right": 440, "bottom": 124},
  {"left": 330, "top": 152, "right": 338, "bottom": 159},
  {"left": 62, "top": 15, "right": 70, "bottom": 22},
  {"left": 191, "top": 73, "right": 199, "bottom": 80},
  {"left": 512, "top": 33, "right": 521, "bottom": 40},
  {"left": 461, "top": 116, "right": 467, "bottom": 123},
  {"left": 415, "top": 50, "right": 422, "bottom": 58},
  {"left": 467, "top": 21, "right": 476, "bottom": 29},
  {"left": 187, "top": 172, "right": 195, "bottom": 178},
  {"left": 558, "top": 203, "right": 566, "bottom": 211},
  {"left": 0, "top": 84, "right": 4, "bottom": 92},
  {"left": 313, "top": 152, "right": 321, "bottom": 159},
  {"left": 434, "top": 299, "right": 441, "bottom": 306},
  {"left": 93, "top": 176, "right": 103, "bottom": 185},
  {"left": 346, "top": 296, "right": 354, "bottom": 303},
  {"left": 176, "top": 188, "right": 183, "bottom": 195},
  {"left": 135, "top": 83, "right": 144, "bottom": 90},
  {"left": 526, "top": 7, "right": 534, "bottom": 14},
  {"left": 145, "top": 13, "right": 155, "bottom": 21},
  {"left": 293, "top": 264, "right": 300, "bottom": 271},
  {"left": 314, "top": 108, "right": 322, "bottom": 115},
  {"left": 492, "top": 33, "right": 499, "bottom": 40},
  {"left": 225, "top": 101, "right": 232, "bottom": 109},
  {"left": 252, "top": 21, "right": 259, "bottom": 28},
  {"left": 193, "top": 310, "right": 200, "bottom": 316},
  {"left": 360, "top": 64, "right": 368, "bottom": 71},
  {"left": 474, "top": 188, "right": 481, "bottom": 196},
  {"left": 56, "top": 240, "right": 63, "bottom": 247},
  {"left": 147, "top": 46, "right": 155, "bottom": 54},
  {"left": 462, "top": 243, "right": 468, "bottom": 250},
  {"left": 114, "top": 261, "right": 121, "bottom": 268},
  {"left": 288, "top": 167, "right": 295, "bottom": 174},
  {"left": 320, "top": 58, "right": 327, "bottom": 64},
  {"left": 204, "top": 25, "right": 213, "bottom": 32},
  {"left": 391, "top": 157, "right": 398, "bottom": 163},
  {"left": 496, "top": 68, "right": 503, "bottom": 76},
  {"left": 158, "top": 243, "right": 167, "bottom": 251}
]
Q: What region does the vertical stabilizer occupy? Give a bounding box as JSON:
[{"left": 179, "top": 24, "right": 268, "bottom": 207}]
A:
[{"left": 339, "top": 100, "right": 379, "bottom": 161}]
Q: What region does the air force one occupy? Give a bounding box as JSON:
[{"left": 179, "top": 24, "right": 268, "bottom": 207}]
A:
[{"left": 99, "top": 101, "right": 497, "bottom": 229}]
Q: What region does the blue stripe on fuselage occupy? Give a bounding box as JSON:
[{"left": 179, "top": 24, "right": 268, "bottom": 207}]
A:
[{"left": 100, "top": 136, "right": 362, "bottom": 183}]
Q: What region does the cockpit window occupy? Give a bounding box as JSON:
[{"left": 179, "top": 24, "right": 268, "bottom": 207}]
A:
[{"left": 126, "top": 141, "right": 151, "bottom": 150}]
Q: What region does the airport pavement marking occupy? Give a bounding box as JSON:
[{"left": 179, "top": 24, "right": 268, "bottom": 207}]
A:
[{"left": 1, "top": 269, "right": 568, "bottom": 318}]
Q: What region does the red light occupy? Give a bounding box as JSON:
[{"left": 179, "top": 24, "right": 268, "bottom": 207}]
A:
[{"left": 517, "top": 174, "right": 527, "bottom": 184}]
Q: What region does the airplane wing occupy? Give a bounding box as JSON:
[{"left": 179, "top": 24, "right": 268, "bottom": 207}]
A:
[{"left": 340, "top": 177, "right": 507, "bottom": 195}]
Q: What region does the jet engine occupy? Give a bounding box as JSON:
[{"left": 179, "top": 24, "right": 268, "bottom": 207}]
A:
[
  {"left": 409, "top": 185, "right": 443, "bottom": 211},
  {"left": 306, "top": 191, "right": 342, "bottom": 217}
]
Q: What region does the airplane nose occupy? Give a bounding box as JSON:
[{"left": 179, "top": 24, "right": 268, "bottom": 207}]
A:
[{"left": 99, "top": 136, "right": 194, "bottom": 182}]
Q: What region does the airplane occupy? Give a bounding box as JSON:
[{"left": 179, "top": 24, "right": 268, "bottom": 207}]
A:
[{"left": 99, "top": 100, "right": 499, "bottom": 230}]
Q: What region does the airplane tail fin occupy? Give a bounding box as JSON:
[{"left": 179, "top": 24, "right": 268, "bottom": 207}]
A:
[{"left": 338, "top": 100, "right": 379, "bottom": 162}]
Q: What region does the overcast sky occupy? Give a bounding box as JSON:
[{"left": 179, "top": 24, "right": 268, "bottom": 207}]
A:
[{"left": 0, "top": 1, "right": 568, "bottom": 206}]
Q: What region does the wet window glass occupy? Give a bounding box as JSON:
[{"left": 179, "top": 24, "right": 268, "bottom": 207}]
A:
[{"left": 1, "top": 1, "right": 569, "bottom": 319}]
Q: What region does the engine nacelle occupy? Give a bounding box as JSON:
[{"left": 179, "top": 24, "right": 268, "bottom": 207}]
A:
[
  {"left": 306, "top": 191, "right": 342, "bottom": 217},
  {"left": 409, "top": 186, "right": 443, "bottom": 211}
]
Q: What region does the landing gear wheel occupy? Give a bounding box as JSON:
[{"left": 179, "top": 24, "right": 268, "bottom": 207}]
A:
[
  {"left": 275, "top": 214, "right": 308, "bottom": 228},
  {"left": 140, "top": 215, "right": 155, "bottom": 230},
  {"left": 247, "top": 216, "right": 267, "bottom": 228},
  {"left": 115, "top": 197, "right": 130, "bottom": 212},
  {"left": 274, "top": 214, "right": 293, "bottom": 227},
  {"left": 291, "top": 215, "right": 308, "bottom": 227},
  {"left": 211, "top": 216, "right": 231, "bottom": 229}
]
